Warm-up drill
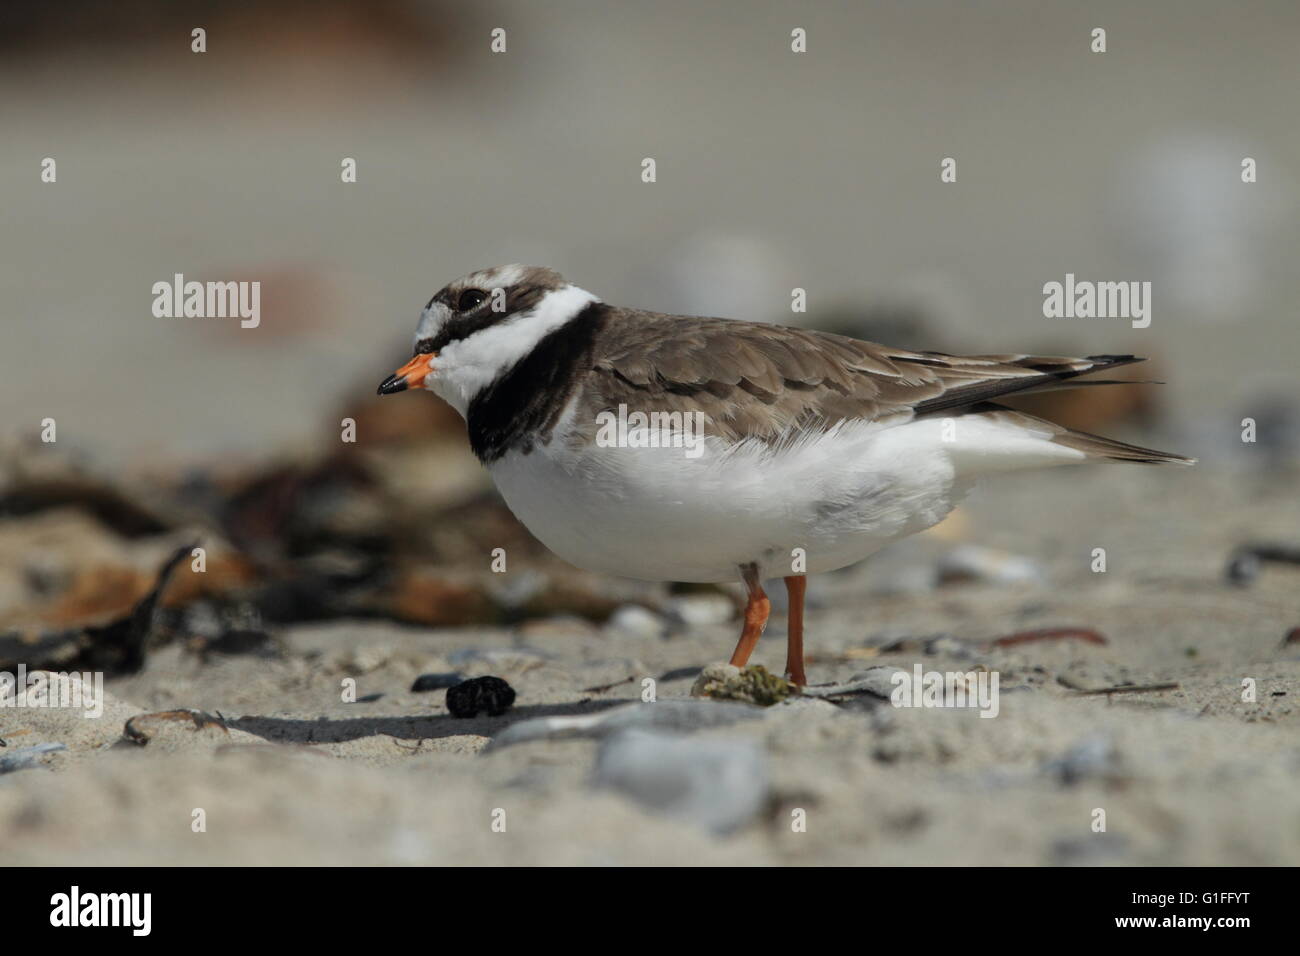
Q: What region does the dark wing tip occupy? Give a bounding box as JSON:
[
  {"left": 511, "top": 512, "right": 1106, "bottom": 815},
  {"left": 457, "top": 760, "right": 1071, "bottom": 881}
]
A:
[{"left": 1084, "top": 354, "right": 1145, "bottom": 368}]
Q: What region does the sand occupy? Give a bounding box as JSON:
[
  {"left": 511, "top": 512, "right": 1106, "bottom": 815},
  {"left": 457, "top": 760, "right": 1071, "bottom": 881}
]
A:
[{"left": 2, "top": 463, "right": 1297, "bottom": 866}]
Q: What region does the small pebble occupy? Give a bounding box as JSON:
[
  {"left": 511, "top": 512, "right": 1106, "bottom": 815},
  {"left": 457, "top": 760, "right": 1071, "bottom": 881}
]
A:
[
  {"left": 487, "top": 568, "right": 549, "bottom": 608},
  {"left": 605, "top": 604, "right": 666, "bottom": 640},
  {"left": 1226, "top": 551, "right": 1260, "bottom": 585},
  {"left": 593, "top": 729, "right": 768, "bottom": 834},
  {"left": 0, "top": 742, "right": 66, "bottom": 775},
  {"left": 1045, "top": 735, "right": 1122, "bottom": 786},
  {"left": 937, "top": 544, "right": 1045, "bottom": 586},
  {"left": 410, "top": 672, "right": 465, "bottom": 693},
  {"left": 1226, "top": 543, "right": 1300, "bottom": 586},
  {"left": 485, "top": 699, "right": 763, "bottom": 751},
  {"left": 340, "top": 646, "right": 389, "bottom": 674},
  {"left": 446, "top": 676, "right": 516, "bottom": 718},
  {"left": 923, "top": 634, "right": 977, "bottom": 659},
  {"left": 664, "top": 594, "right": 734, "bottom": 629}
]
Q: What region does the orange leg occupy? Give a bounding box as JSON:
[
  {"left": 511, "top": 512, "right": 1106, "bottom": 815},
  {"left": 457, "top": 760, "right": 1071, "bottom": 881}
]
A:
[
  {"left": 728, "top": 564, "right": 770, "bottom": 668},
  {"left": 784, "top": 575, "right": 807, "bottom": 686}
]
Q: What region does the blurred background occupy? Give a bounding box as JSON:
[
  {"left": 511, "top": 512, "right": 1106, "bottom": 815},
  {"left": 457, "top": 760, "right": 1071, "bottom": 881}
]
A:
[
  {"left": 3, "top": 0, "right": 1299, "bottom": 654},
  {"left": 4, "top": 0, "right": 1300, "bottom": 464}
]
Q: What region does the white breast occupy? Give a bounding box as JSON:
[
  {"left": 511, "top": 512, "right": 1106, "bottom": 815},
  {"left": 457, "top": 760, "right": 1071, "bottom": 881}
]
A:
[{"left": 485, "top": 416, "right": 989, "bottom": 583}]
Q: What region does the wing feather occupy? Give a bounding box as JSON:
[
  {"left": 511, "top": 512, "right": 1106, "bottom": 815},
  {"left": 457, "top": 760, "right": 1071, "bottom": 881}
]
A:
[{"left": 575, "top": 309, "right": 1145, "bottom": 446}]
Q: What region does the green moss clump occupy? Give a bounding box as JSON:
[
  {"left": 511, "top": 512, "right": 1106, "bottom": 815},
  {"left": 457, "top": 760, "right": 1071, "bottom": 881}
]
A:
[{"left": 693, "top": 663, "right": 795, "bottom": 706}]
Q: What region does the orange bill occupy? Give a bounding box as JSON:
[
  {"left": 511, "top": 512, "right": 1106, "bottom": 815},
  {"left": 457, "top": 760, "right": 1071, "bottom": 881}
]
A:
[{"left": 377, "top": 354, "right": 433, "bottom": 395}]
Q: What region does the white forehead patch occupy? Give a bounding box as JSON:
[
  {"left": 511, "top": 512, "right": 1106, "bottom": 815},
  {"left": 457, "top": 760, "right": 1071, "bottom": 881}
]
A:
[{"left": 414, "top": 301, "right": 451, "bottom": 345}]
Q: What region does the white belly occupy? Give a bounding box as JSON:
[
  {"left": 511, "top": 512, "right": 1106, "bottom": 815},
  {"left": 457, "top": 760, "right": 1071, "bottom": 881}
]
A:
[{"left": 486, "top": 418, "right": 982, "bottom": 583}]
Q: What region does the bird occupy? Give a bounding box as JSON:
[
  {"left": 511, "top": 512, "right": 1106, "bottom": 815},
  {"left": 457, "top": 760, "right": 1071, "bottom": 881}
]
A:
[{"left": 377, "top": 265, "right": 1193, "bottom": 686}]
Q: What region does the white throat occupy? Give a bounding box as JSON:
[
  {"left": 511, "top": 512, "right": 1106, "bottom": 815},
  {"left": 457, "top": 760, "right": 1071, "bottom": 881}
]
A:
[{"left": 427, "top": 284, "right": 600, "bottom": 417}]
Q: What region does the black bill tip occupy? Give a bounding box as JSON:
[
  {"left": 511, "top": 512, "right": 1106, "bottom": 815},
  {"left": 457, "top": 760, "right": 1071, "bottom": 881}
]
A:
[{"left": 377, "top": 373, "right": 408, "bottom": 396}]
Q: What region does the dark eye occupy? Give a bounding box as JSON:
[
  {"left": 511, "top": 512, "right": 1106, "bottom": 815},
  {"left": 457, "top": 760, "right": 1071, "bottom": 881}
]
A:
[{"left": 457, "top": 289, "right": 487, "bottom": 311}]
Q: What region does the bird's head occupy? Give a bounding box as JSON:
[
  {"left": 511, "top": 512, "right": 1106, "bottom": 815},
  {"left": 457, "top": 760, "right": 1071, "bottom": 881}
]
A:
[{"left": 377, "top": 265, "right": 598, "bottom": 415}]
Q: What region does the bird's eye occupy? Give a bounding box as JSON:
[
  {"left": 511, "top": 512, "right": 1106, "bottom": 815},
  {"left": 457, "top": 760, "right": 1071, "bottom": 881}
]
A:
[{"left": 457, "top": 289, "right": 487, "bottom": 311}]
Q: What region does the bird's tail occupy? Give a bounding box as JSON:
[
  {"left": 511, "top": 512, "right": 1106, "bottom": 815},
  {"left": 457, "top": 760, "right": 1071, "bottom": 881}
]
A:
[{"left": 972, "top": 402, "right": 1196, "bottom": 465}]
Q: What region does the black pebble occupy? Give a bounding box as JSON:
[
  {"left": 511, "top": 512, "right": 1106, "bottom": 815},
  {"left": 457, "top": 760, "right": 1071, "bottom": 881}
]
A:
[
  {"left": 410, "top": 672, "right": 465, "bottom": 693},
  {"left": 1225, "top": 551, "right": 1260, "bottom": 586},
  {"left": 445, "top": 676, "right": 516, "bottom": 718}
]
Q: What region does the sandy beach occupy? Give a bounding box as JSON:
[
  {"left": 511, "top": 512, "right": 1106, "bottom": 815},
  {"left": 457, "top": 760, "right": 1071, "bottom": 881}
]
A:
[{"left": 3, "top": 460, "right": 1297, "bottom": 866}]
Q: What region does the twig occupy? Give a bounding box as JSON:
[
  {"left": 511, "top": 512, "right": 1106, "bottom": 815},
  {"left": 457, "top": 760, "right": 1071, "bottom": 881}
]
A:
[
  {"left": 1070, "top": 682, "right": 1180, "bottom": 697},
  {"left": 992, "top": 627, "right": 1107, "bottom": 648},
  {"left": 581, "top": 675, "right": 636, "bottom": 694}
]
